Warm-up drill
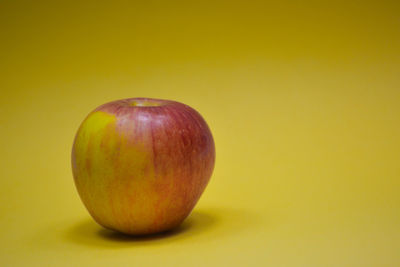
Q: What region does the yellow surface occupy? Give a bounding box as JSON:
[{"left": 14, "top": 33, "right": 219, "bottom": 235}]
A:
[{"left": 1, "top": 1, "right": 400, "bottom": 266}]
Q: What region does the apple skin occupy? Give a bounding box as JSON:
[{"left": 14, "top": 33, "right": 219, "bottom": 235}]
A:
[{"left": 71, "top": 98, "right": 215, "bottom": 235}]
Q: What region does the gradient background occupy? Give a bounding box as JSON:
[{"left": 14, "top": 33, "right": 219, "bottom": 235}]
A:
[{"left": 1, "top": 1, "right": 400, "bottom": 266}]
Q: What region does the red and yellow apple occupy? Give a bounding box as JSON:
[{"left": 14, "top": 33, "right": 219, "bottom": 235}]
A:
[{"left": 71, "top": 98, "right": 215, "bottom": 235}]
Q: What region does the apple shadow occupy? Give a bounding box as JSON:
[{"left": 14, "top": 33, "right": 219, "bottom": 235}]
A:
[
  {"left": 64, "top": 210, "right": 217, "bottom": 248},
  {"left": 64, "top": 206, "right": 261, "bottom": 248}
]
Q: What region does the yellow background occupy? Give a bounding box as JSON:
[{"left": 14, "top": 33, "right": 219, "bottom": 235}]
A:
[{"left": 1, "top": 1, "right": 400, "bottom": 266}]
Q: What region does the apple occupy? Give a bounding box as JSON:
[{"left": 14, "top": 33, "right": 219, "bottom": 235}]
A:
[{"left": 71, "top": 98, "right": 215, "bottom": 235}]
